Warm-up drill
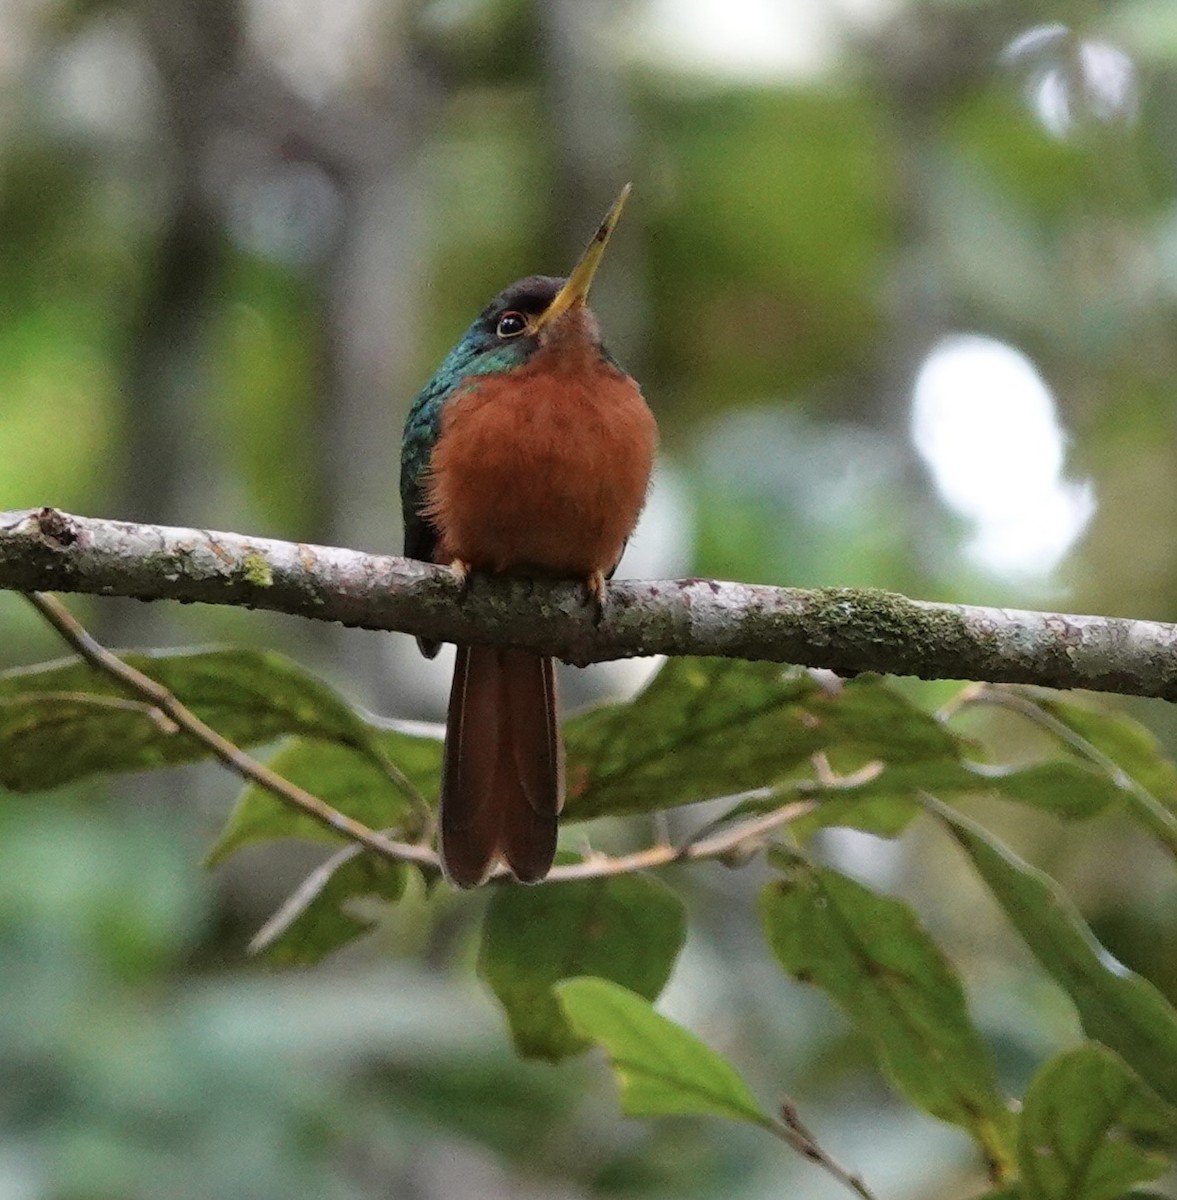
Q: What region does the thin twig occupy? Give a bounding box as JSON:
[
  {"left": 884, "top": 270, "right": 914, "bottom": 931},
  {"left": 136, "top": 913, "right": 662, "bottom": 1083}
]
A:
[
  {"left": 935, "top": 681, "right": 983, "bottom": 724},
  {"left": 251, "top": 791, "right": 821, "bottom": 954},
  {"left": 774, "top": 1100, "right": 877, "bottom": 1200},
  {"left": 672, "top": 761, "right": 884, "bottom": 852},
  {"left": 22, "top": 591, "right": 828, "bottom": 902},
  {"left": 23, "top": 591, "right": 439, "bottom": 871},
  {"left": 668, "top": 786, "right": 783, "bottom": 848},
  {"left": 248, "top": 837, "right": 368, "bottom": 955},
  {"left": 541, "top": 797, "right": 817, "bottom": 882}
]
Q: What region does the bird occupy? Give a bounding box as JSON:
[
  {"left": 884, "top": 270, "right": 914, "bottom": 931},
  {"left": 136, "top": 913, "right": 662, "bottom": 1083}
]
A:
[{"left": 400, "top": 185, "right": 657, "bottom": 887}]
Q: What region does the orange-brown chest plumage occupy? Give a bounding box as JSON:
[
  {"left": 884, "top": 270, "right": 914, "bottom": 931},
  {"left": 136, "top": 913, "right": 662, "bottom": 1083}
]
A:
[
  {"left": 425, "top": 317, "right": 656, "bottom": 578},
  {"left": 401, "top": 189, "right": 654, "bottom": 887}
]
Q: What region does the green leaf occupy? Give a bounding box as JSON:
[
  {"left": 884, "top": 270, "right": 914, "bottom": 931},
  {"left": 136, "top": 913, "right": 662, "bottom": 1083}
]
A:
[
  {"left": 1036, "top": 697, "right": 1177, "bottom": 808},
  {"left": 788, "top": 759, "right": 981, "bottom": 841},
  {"left": 760, "top": 854, "right": 1015, "bottom": 1171},
  {"left": 556, "top": 977, "right": 770, "bottom": 1126},
  {"left": 564, "top": 661, "right": 970, "bottom": 822},
  {"left": 206, "top": 729, "right": 441, "bottom": 865},
  {"left": 1019, "top": 1044, "right": 1177, "bottom": 1200},
  {"left": 979, "top": 761, "right": 1126, "bottom": 820},
  {"left": 250, "top": 852, "right": 408, "bottom": 966},
  {"left": 0, "top": 648, "right": 382, "bottom": 791},
  {"left": 935, "top": 803, "right": 1177, "bottom": 1106},
  {"left": 793, "top": 758, "right": 1122, "bottom": 840},
  {"left": 563, "top": 660, "right": 824, "bottom": 820},
  {"left": 479, "top": 875, "right": 687, "bottom": 1061},
  {"left": 1032, "top": 695, "right": 1177, "bottom": 851},
  {"left": 790, "top": 784, "right": 922, "bottom": 839},
  {"left": 740, "top": 752, "right": 1119, "bottom": 846},
  {"left": 816, "top": 675, "right": 966, "bottom": 764}
]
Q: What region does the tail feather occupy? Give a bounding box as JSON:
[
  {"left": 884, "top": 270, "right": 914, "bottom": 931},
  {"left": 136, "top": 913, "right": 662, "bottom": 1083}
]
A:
[
  {"left": 502, "top": 652, "right": 562, "bottom": 882},
  {"left": 440, "top": 646, "right": 562, "bottom": 887},
  {"left": 439, "top": 644, "right": 503, "bottom": 887}
]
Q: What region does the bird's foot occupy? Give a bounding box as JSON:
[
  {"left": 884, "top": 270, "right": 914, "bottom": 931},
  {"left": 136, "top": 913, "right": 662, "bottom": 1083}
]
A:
[
  {"left": 449, "top": 559, "right": 472, "bottom": 596},
  {"left": 585, "top": 570, "right": 608, "bottom": 624}
]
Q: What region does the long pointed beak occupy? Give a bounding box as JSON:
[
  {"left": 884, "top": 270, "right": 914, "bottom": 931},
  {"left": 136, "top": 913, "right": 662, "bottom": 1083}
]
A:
[{"left": 533, "top": 184, "right": 631, "bottom": 331}]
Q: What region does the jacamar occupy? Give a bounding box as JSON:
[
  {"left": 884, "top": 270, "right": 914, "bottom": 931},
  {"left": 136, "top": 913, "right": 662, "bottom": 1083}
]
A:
[{"left": 400, "top": 185, "right": 657, "bottom": 887}]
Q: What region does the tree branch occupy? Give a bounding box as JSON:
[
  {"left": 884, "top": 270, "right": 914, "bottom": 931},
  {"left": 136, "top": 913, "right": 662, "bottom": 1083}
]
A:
[{"left": 4, "top": 507, "right": 1177, "bottom": 702}]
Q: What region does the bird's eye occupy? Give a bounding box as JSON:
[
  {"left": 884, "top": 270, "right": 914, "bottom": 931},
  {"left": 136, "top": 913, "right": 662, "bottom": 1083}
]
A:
[{"left": 496, "top": 311, "right": 528, "bottom": 338}]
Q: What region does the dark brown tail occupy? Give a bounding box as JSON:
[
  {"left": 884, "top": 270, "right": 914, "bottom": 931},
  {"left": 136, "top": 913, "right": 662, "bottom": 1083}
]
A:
[{"left": 440, "top": 645, "right": 563, "bottom": 887}]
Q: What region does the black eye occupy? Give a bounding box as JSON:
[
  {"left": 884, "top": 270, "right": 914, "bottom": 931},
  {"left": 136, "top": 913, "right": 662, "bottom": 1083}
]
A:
[{"left": 496, "top": 311, "right": 528, "bottom": 338}]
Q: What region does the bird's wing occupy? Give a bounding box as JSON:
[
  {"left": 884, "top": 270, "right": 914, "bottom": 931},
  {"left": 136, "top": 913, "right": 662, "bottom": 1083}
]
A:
[
  {"left": 401, "top": 376, "right": 451, "bottom": 658},
  {"left": 400, "top": 375, "right": 447, "bottom": 565}
]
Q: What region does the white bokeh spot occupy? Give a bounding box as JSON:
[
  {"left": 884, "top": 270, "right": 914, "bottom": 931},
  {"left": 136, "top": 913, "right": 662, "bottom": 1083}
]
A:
[
  {"left": 1003, "top": 24, "right": 1138, "bottom": 138},
  {"left": 911, "top": 334, "right": 1095, "bottom": 579}
]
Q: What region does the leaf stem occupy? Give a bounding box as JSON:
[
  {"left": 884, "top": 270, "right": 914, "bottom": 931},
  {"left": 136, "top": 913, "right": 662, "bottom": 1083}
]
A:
[
  {"left": 770, "top": 1100, "right": 878, "bottom": 1200},
  {"left": 247, "top": 838, "right": 368, "bottom": 955},
  {"left": 953, "top": 683, "right": 1177, "bottom": 857},
  {"left": 0, "top": 690, "right": 179, "bottom": 732}
]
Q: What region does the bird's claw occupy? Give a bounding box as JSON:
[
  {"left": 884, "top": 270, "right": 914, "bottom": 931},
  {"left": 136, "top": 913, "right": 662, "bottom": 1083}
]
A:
[
  {"left": 449, "top": 559, "right": 472, "bottom": 596},
  {"left": 586, "top": 570, "right": 608, "bottom": 625}
]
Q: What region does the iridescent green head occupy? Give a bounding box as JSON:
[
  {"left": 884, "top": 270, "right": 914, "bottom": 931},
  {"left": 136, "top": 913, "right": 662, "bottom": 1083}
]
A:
[{"left": 423, "top": 182, "right": 633, "bottom": 392}]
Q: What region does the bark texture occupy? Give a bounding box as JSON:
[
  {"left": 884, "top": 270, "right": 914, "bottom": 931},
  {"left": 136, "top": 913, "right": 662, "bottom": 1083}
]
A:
[{"left": 3, "top": 507, "right": 1177, "bottom": 701}]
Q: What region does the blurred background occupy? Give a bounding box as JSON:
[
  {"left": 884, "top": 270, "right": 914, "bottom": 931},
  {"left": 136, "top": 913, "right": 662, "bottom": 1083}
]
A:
[{"left": 1, "top": 0, "right": 1177, "bottom": 1196}]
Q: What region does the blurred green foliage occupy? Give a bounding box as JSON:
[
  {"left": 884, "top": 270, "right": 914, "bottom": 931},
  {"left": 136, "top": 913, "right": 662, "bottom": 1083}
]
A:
[
  {"left": 3, "top": 0, "right": 1177, "bottom": 1196},
  {"left": 5, "top": 649, "right": 1177, "bottom": 1196}
]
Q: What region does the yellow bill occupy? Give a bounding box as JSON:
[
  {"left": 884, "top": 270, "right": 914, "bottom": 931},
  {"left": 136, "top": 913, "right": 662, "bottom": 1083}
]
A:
[{"left": 533, "top": 183, "right": 631, "bottom": 330}]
